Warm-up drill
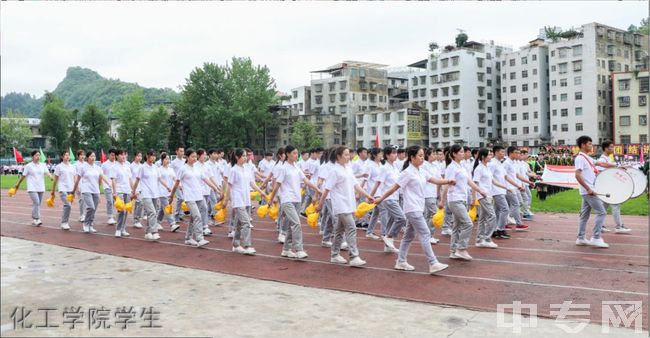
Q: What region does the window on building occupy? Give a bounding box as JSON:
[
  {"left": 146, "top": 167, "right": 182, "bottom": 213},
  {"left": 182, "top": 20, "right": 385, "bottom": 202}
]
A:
[
  {"left": 574, "top": 76, "right": 581, "bottom": 85},
  {"left": 640, "top": 77, "right": 649, "bottom": 93},
  {"left": 552, "top": 109, "right": 557, "bottom": 116},
  {"left": 339, "top": 81, "right": 347, "bottom": 90},
  {"left": 509, "top": 59, "right": 515, "bottom": 66},
  {"left": 575, "top": 107, "right": 583, "bottom": 116},
  {"left": 452, "top": 56, "right": 459, "bottom": 66},
  {"left": 510, "top": 72, "right": 516, "bottom": 80},
  {"left": 453, "top": 112, "right": 460, "bottom": 123},
  {"left": 619, "top": 115, "right": 631, "bottom": 126},
  {"left": 640, "top": 135, "right": 648, "bottom": 143},
  {"left": 552, "top": 124, "right": 557, "bottom": 131},
  {"left": 510, "top": 99, "right": 517, "bottom": 107},
  {"left": 561, "top": 109, "right": 568, "bottom": 117},
  {"left": 575, "top": 123, "right": 583, "bottom": 131},
  {"left": 357, "top": 127, "right": 363, "bottom": 136},
  {"left": 339, "top": 93, "right": 347, "bottom": 101},
  {"left": 511, "top": 113, "right": 517, "bottom": 121},
  {"left": 560, "top": 93, "right": 568, "bottom": 101},
  {"left": 452, "top": 86, "right": 460, "bottom": 95},
  {"left": 533, "top": 111, "right": 539, "bottom": 119},
  {"left": 511, "top": 127, "right": 517, "bottom": 135},
  {"left": 533, "top": 82, "right": 538, "bottom": 89},
  {"left": 640, "top": 115, "right": 648, "bottom": 126},
  {"left": 510, "top": 85, "right": 516, "bottom": 93},
  {"left": 561, "top": 124, "right": 568, "bottom": 132},
  {"left": 522, "top": 98, "right": 529, "bottom": 106},
  {"left": 619, "top": 79, "right": 630, "bottom": 90},
  {"left": 618, "top": 96, "right": 630, "bottom": 107},
  {"left": 575, "top": 92, "right": 582, "bottom": 100},
  {"left": 558, "top": 63, "right": 568, "bottom": 74},
  {"left": 452, "top": 127, "right": 460, "bottom": 137},
  {"left": 640, "top": 96, "right": 648, "bottom": 106},
  {"left": 620, "top": 135, "right": 631, "bottom": 144},
  {"left": 371, "top": 114, "right": 377, "bottom": 122},
  {"left": 383, "top": 126, "right": 390, "bottom": 135},
  {"left": 534, "top": 126, "right": 539, "bottom": 132},
  {"left": 398, "top": 111, "right": 405, "bottom": 121},
  {"left": 522, "top": 70, "right": 528, "bottom": 78},
  {"left": 560, "top": 78, "right": 567, "bottom": 87},
  {"left": 522, "top": 112, "right": 529, "bottom": 120}
]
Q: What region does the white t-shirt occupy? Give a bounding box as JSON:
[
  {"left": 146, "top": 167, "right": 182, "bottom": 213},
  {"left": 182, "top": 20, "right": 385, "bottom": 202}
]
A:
[
  {"left": 488, "top": 158, "right": 507, "bottom": 196},
  {"left": 394, "top": 159, "right": 405, "bottom": 171},
  {"left": 23, "top": 162, "right": 48, "bottom": 192},
  {"left": 318, "top": 162, "right": 333, "bottom": 200},
  {"left": 130, "top": 162, "right": 142, "bottom": 193},
  {"left": 445, "top": 161, "right": 469, "bottom": 202},
  {"left": 308, "top": 159, "right": 320, "bottom": 185},
  {"left": 176, "top": 164, "right": 208, "bottom": 202},
  {"left": 377, "top": 162, "right": 400, "bottom": 201},
  {"left": 574, "top": 152, "right": 597, "bottom": 196},
  {"left": 197, "top": 161, "right": 212, "bottom": 196},
  {"left": 461, "top": 159, "right": 474, "bottom": 177},
  {"left": 596, "top": 154, "right": 614, "bottom": 171},
  {"left": 276, "top": 162, "right": 306, "bottom": 204},
  {"left": 136, "top": 163, "right": 160, "bottom": 199},
  {"left": 170, "top": 158, "right": 185, "bottom": 174},
  {"left": 397, "top": 164, "right": 432, "bottom": 214},
  {"left": 158, "top": 166, "right": 176, "bottom": 198},
  {"left": 503, "top": 158, "right": 520, "bottom": 192},
  {"left": 422, "top": 161, "right": 441, "bottom": 199},
  {"left": 77, "top": 162, "right": 104, "bottom": 194},
  {"left": 323, "top": 163, "right": 357, "bottom": 215},
  {"left": 473, "top": 162, "right": 493, "bottom": 200},
  {"left": 111, "top": 162, "right": 133, "bottom": 195},
  {"left": 208, "top": 160, "right": 224, "bottom": 187},
  {"left": 54, "top": 162, "right": 76, "bottom": 192},
  {"left": 228, "top": 164, "right": 255, "bottom": 209},
  {"left": 258, "top": 159, "right": 274, "bottom": 179},
  {"left": 101, "top": 160, "right": 116, "bottom": 187},
  {"left": 365, "top": 161, "right": 383, "bottom": 197}
]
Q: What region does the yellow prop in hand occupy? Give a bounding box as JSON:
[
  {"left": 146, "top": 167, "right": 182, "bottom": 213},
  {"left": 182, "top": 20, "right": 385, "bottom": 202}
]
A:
[
  {"left": 307, "top": 212, "right": 319, "bottom": 228},
  {"left": 305, "top": 203, "right": 317, "bottom": 215},
  {"left": 8, "top": 188, "right": 17, "bottom": 197},
  {"left": 354, "top": 202, "right": 376, "bottom": 218},
  {"left": 214, "top": 208, "right": 227, "bottom": 222},
  {"left": 66, "top": 194, "right": 75, "bottom": 202},
  {"left": 46, "top": 195, "right": 55, "bottom": 207},
  {"left": 114, "top": 196, "right": 125, "bottom": 212},
  {"left": 214, "top": 201, "right": 224, "bottom": 211},
  {"left": 256, "top": 204, "right": 269, "bottom": 218},
  {"left": 432, "top": 208, "right": 444, "bottom": 228},
  {"left": 268, "top": 203, "right": 279, "bottom": 220},
  {"left": 124, "top": 201, "right": 134, "bottom": 213},
  {"left": 164, "top": 204, "right": 173, "bottom": 215},
  {"left": 468, "top": 206, "right": 477, "bottom": 222},
  {"left": 250, "top": 191, "right": 261, "bottom": 201},
  {"left": 181, "top": 201, "right": 189, "bottom": 212}
]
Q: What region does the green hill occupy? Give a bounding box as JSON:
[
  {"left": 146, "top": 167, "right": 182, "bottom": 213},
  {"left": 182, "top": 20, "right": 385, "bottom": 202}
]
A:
[{"left": 1, "top": 67, "right": 179, "bottom": 117}]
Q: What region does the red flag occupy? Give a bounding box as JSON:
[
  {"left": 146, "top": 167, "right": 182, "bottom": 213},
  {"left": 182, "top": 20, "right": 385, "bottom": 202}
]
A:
[
  {"left": 375, "top": 131, "right": 379, "bottom": 148},
  {"left": 100, "top": 149, "right": 106, "bottom": 163},
  {"left": 13, "top": 147, "right": 24, "bottom": 163}
]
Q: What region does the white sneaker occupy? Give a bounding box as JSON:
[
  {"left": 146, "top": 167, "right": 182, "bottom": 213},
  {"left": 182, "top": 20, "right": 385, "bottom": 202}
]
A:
[
  {"left": 381, "top": 236, "right": 396, "bottom": 250},
  {"left": 330, "top": 255, "right": 347, "bottom": 264},
  {"left": 349, "top": 256, "right": 366, "bottom": 267},
  {"left": 133, "top": 222, "right": 143, "bottom": 229},
  {"left": 476, "top": 240, "right": 498, "bottom": 248},
  {"left": 321, "top": 240, "right": 333, "bottom": 248},
  {"left": 615, "top": 226, "right": 632, "bottom": 234},
  {"left": 589, "top": 237, "right": 609, "bottom": 248},
  {"left": 366, "top": 233, "right": 381, "bottom": 240},
  {"left": 429, "top": 262, "right": 449, "bottom": 274},
  {"left": 394, "top": 261, "right": 415, "bottom": 271},
  {"left": 79, "top": 217, "right": 85, "bottom": 223},
  {"left": 242, "top": 247, "right": 256, "bottom": 255},
  {"left": 429, "top": 237, "right": 440, "bottom": 244},
  {"left": 185, "top": 239, "right": 198, "bottom": 246},
  {"left": 144, "top": 233, "right": 154, "bottom": 241},
  {"left": 60, "top": 223, "right": 70, "bottom": 230},
  {"left": 83, "top": 224, "right": 90, "bottom": 233},
  {"left": 31, "top": 219, "right": 39, "bottom": 226},
  {"left": 281, "top": 250, "right": 297, "bottom": 258},
  {"left": 89, "top": 227, "right": 97, "bottom": 233},
  {"left": 250, "top": 224, "right": 254, "bottom": 229},
  {"left": 157, "top": 224, "right": 164, "bottom": 232},
  {"left": 527, "top": 211, "right": 535, "bottom": 216},
  {"left": 601, "top": 226, "right": 611, "bottom": 233},
  {"left": 121, "top": 231, "right": 130, "bottom": 237},
  {"left": 232, "top": 246, "right": 245, "bottom": 254},
  {"left": 277, "top": 233, "right": 286, "bottom": 243},
  {"left": 152, "top": 233, "right": 160, "bottom": 240},
  {"left": 107, "top": 218, "right": 117, "bottom": 225},
  {"left": 170, "top": 223, "right": 180, "bottom": 232},
  {"left": 507, "top": 216, "right": 516, "bottom": 225},
  {"left": 227, "top": 231, "right": 235, "bottom": 238},
  {"left": 455, "top": 250, "right": 473, "bottom": 260},
  {"left": 319, "top": 230, "right": 324, "bottom": 235},
  {"left": 196, "top": 239, "right": 210, "bottom": 247},
  {"left": 384, "top": 244, "right": 399, "bottom": 253},
  {"left": 143, "top": 215, "right": 148, "bottom": 220},
  {"left": 341, "top": 242, "right": 349, "bottom": 251},
  {"left": 296, "top": 251, "right": 308, "bottom": 259},
  {"left": 114, "top": 230, "right": 121, "bottom": 237},
  {"left": 449, "top": 251, "right": 461, "bottom": 259},
  {"left": 203, "top": 228, "right": 212, "bottom": 236},
  {"left": 441, "top": 228, "right": 451, "bottom": 236},
  {"left": 575, "top": 238, "right": 590, "bottom": 246}
]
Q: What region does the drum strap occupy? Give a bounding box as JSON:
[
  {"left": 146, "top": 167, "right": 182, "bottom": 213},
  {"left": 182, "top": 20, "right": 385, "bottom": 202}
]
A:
[{"left": 578, "top": 153, "right": 598, "bottom": 175}]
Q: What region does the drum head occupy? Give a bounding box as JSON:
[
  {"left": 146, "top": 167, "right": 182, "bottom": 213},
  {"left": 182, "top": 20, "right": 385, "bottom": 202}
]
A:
[
  {"left": 626, "top": 167, "right": 648, "bottom": 198},
  {"left": 594, "top": 168, "right": 634, "bottom": 204}
]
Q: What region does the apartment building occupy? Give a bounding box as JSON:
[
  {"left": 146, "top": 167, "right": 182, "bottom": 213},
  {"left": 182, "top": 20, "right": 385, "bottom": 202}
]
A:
[
  {"left": 613, "top": 70, "right": 649, "bottom": 144},
  {"left": 289, "top": 86, "right": 311, "bottom": 116}
]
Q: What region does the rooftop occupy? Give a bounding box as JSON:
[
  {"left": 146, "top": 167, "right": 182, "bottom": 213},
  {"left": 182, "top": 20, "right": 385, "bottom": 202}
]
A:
[{"left": 311, "top": 60, "right": 388, "bottom": 73}]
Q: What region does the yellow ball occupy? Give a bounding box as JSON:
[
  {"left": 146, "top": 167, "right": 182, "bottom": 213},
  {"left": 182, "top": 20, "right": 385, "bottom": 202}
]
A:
[
  {"left": 256, "top": 204, "right": 269, "bottom": 218},
  {"left": 432, "top": 208, "right": 444, "bottom": 228},
  {"left": 164, "top": 204, "right": 173, "bottom": 215},
  {"left": 306, "top": 203, "right": 317, "bottom": 215},
  {"left": 181, "top": 201, "right": 189, "bottom": 212},
  {"left": 468, "top": 206, "right": 477, "bottom": 222},
  {"left": 307, "top": 212, "right": 319, "bottom": 228}
]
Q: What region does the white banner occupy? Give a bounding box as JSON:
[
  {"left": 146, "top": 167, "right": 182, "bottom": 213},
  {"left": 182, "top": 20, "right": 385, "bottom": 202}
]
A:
[{"left": 541, "top": 165, "right": 578, "bottom": 189}]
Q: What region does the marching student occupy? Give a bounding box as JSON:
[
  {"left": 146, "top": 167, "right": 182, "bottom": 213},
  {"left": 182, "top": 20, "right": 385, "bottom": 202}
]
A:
[
  {"left": 14, "top": 150, "right": 52, "bottom": 226},
  {"left": 157, "top": 153, "right": 179, "bottom": 232},
  {"left": 574, "top": 136, "right": 609, "bottom": 248},
  {"left": 317, "top": 147, "right": 337, "bottom": 248},
  {"left": 472, "top": 148, "right": 500, "bottom": 248},
  {"left": 596, "top": 140, "right": 632, "bottom": 233},
  {"left": 170, "top": 146, "right": 186, "bottom": 223},
  {"left": 440, "top": 146, "right": 453, "bottom": 236},
  {"left": 517, "top": 150, "right": 535, "bottom": 220},
  {"left": 375, "top": 145, "right": 452, "bottom": 274},
  {"left": 111, "top": 149, "right": 133, "bottom": 237},
  {"left": 71, "top": 151, "right": 108, "bottom": 233},
  {"left": 376, "top": 146, "right": 406, "bottom": 253},
  {"left": 503, "top": 147, "right": 529, "bottom": 231},
  {"left": 351, "top": 147, "right": 370, "bottom": 228},
  {"left": 51, "top": 150, "right": 76, "bottom": 230},
  {"left": 207, "top": 149, "right": 225, "bottom": 225},
  {"left": 131, "top": 150, "right": 168, "bottom": 241},
  {"left": 259, "top": 147, "right": 287, "bottom": 243},
  {"left": 489, "top": 146, "right": 512, "bottom": 240},
  {"left": 316, "top": 146, "right": 374, "bottom": 267},
  {"left": 439, "top": 145, "right": 488, "bottom": 261},
  {"left": 74, "top": 150, "right": 86, "bottom": 223},
  {"left": 258, "top": 151, "right": 275, "bottom": 201},
  {"left": 422, "top": 148, "right": 441, "bottom": 244},
  {"left": 101, "top": 148, "right": 118, "bottom": 226},
  {"left": 130, "top": 151, "right": 144, "bottom": 229},
  {"left": 267, "top": 145, "right": 322, "bottom": 259},
  {"left": 364, "top": 147, "right": 384, "bottom": 240},
  {"left": 196, "top": 149, "right": 215, "bottom": 236},
  {"left": 220, "top": 148, "right": 268, "bottom": 255}
]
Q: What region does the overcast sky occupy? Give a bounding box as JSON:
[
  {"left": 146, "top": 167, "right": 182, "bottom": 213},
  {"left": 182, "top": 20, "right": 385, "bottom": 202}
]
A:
[{"left": 1, "top": 1, "right": 646, "bottom": 97}]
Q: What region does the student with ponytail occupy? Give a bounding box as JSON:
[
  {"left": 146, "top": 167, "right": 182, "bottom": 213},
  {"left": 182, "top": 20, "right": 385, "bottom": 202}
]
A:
[
  {"left": 364, "top": 147, "right": 384, "bottom": 240},
  {"left": 51, "top": 150, "right": 76, "bottom": 230},
  {"left": 472, "top": 148, "right": 503, "bottom": 248},
  {"left": 111, "top": 149, "right": 133, "bottom": 237}
]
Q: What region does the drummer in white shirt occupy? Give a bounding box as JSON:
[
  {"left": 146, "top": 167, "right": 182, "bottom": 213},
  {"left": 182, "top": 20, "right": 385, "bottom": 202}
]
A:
[
  {"left": 574, "top": 136, "right": 609, "bottom": 248},
  {"left": 595, "top": 140, "right": 632, "bottom": 233}
]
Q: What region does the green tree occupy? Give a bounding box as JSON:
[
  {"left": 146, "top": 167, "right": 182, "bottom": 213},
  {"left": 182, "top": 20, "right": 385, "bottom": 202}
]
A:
[
  {"left": 544, "top": 26, "right": 562, "bottom": 42},
  {"left": 39, "top": 93, "right": 72, "bottom": 152},
  {"left": 69, "top": 109, "right": 82, "bottom": 150},
  {"left": 113, "top": 90, "right": 146, "bottom": 150},
  {"left": 142, "top": 105, "right": 170, "bottom": 151},
  {"left": 167, "top": 110, "right": 185, "bottom": 151},
  {"left": 0, "top": 111, "right": 33, "bottom": 156},
  {"left": 289, "top": 120, "right": 322, "bottom": 151},
  {"left": 80, "top": 104, "right": 110, "bottom": 152},
  {"left": 176, "top": 57, "right": 277, "bottom": 149},
  {"left": 455, "top": 33, "right": 468, "bottom": 47}
]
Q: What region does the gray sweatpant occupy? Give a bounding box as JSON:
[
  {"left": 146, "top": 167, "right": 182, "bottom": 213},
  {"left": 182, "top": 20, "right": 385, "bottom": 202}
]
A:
[
  {"left": 174, "top": 189, "right": 185, "bottom": 222},
  {"left": 142, "top": 197, "right": 159, "bottom": 234},
  {"left": 520, "top": 185, "right": 531, "bottom": 215},
  {"left": 477, "top": 198, "right": 497, "bottom": 242},
  {"left": 602, "top": 202, "right": 623, "bottom": 228},
  {"left": 331, "top": 213, "right": 360, "bottom": 258},
  {"left": 116, "top": 193, "right": 130, "bottom": 232},
  {"left": 578, "top": 194, "right": 605, "bottom": 240},
  {"left": 81, "top": 193, "right": 100, "bottom": 228},
  {"left": 232, "top": 207, "right": 253, "bottom": 248},
  {"left": 381, "top": 199, "right": 407, "bottom": 238},
  {"left": 103, "top": 187, "right": 114, "bottom": 218},
  {"left": 399, "top": 212, "right": 440, "bottom": 265},
  {"left": 448, "top": 200, "right": 473, "bottom": 253},
  {"left": 506, "top": 191, "right": 522, "bottom": 225},
  {"left": 442, "top": 200, "right": 452, "bottom": 232},
  {"left": 185, "top": 200, "right": 205, "bottom": 242},
  {"left": 78, "top": 193, "right": 86, "bottom": 219},
  {"left": 28, "top": 191, "right": 43, "bottom": 220},
  {"left": 367, "top": 202, "right": 382, "bottom": 235},
  {"left": 200, "top": 195, "right": 210, "bottom": 228},
  {"left": 157, "top": 196, "right": 175, "bottom": 225},
  {"left": 281, "top": 202, "right": 304, "bottom": 252},
  {"left": 133, "top": 195, "right": 143, "bottom": 223},
  {"left": 321, "top": 199, "right": 337, "bottom": 242},
  {"left": 423, "top": 197, "right": 437, "bottom": 234},
  {"left": 492, "top": 194, "right": 509, "bottom": 231},
  {"left": 58, "top": 191, "right": 72, "bottom": 223}
]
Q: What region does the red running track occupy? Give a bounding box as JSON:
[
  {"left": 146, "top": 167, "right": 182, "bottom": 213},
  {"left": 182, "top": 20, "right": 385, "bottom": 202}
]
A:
[{"left": 1, "top": 191, "right": 647, "bottom": 329}]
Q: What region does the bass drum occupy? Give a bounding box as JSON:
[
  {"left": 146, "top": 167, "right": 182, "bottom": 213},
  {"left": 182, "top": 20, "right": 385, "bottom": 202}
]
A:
[
  {"left": 594, "top": 168, "right": 634, "bottom": 205},
  {"left": 626, "top": 167, "right": 648, "bottom": 198}
]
